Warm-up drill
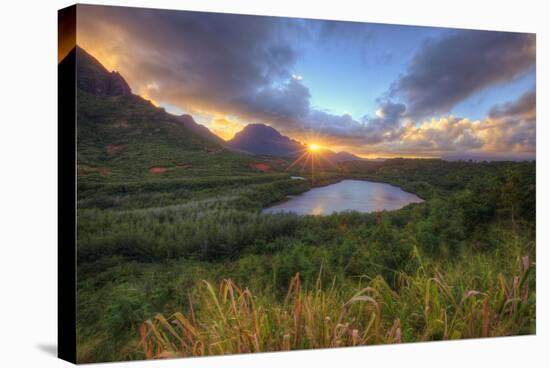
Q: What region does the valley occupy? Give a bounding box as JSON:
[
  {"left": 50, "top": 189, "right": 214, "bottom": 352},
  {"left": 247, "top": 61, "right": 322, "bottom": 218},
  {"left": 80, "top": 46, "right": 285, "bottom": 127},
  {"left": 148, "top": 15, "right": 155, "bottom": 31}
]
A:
[{"left": 71, "top": 46, "right": 536, "bottom": 363}]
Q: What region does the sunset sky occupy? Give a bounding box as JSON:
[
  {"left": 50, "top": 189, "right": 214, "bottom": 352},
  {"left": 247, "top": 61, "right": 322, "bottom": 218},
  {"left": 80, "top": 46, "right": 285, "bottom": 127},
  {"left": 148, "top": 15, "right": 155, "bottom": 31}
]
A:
[{"left": 75, "top": 5, "right": 536, "bottom": 159}]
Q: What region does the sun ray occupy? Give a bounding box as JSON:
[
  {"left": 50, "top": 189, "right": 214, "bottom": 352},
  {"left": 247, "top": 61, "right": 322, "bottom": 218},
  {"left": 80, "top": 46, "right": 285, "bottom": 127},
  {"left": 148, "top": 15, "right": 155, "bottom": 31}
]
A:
[
  {"left": 316, "top": 152, "right": 341, "bottom": 171},
  {"left": 311, "top": 151, "right": 315, "bottom": 183},
  {"left": 300, "top": 152, "right": 311, "bottom": 173},
  {"left": 286, "top": 150, "right": 310, "bottom": 170}
]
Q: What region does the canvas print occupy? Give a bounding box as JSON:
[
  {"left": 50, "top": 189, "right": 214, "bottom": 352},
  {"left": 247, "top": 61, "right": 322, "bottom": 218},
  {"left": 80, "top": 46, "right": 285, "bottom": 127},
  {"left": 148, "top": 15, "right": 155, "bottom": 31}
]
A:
[{"left": 58, "top": 4, "right": 536, "bottom": 363}]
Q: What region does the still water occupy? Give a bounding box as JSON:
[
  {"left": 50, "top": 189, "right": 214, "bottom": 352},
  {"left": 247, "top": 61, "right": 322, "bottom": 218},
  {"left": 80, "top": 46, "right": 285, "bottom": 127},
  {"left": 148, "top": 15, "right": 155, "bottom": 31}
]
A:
[{"left": 262, "top": 179, "right": 423, "bottom": 215}]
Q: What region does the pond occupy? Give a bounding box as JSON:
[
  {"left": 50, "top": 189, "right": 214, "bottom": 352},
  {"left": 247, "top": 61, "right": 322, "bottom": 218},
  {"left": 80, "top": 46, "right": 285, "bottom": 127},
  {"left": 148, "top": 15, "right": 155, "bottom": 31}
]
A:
[{"left": 262, "top": 179, "right": 423, "bottom": 215}]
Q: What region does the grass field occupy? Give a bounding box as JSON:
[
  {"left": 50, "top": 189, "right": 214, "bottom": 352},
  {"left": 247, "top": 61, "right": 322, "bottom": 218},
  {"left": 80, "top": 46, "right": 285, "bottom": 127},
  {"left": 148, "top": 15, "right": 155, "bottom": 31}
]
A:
[
  {"left": 76, "top": 153, "right": 535, "bottom": 362},
  {"left": 69, "top": 25, "right": 536, "bottom": 364}
]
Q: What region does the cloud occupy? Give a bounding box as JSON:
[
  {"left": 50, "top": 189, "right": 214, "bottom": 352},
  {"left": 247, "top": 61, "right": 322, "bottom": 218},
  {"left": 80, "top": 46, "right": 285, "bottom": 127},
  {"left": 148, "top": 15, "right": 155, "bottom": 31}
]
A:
[
  {"left": 489, "top": 89, "right": 535, "bottom": 120},
  {"left": 288, "top": 101, "right": 406, "bottom": 146},
  {"left": 482, "top": 89, "right": 536, "bottom": 153},
  {"left": 76, "top": 6, "right": 535, "bottom": 159},
  {"left": 390, "top": 30, "right": 535, "bottom": 119},
  {"left": 209, "top": 117, "right": 246, "bottom": 140},
  {"left": 387, "top": 89, "right": 536, "bottom": 158},
  {"left": 398, "top": 116, "right": 484, "bottom": 153},
  {"left": 77, "top": 5, "right": 381, "bottom": 145},
  {"left": 361, "top": 101, "right": 407, "bottom": 143},
  {"left": 77, "top": 5, "right": 305, "bottom": 123},
  {"left": 243, "top": 77, "right": 311, "bottom": 123},
  {"left": 77, "top": 6, "right": 367, "bottom": 143}
]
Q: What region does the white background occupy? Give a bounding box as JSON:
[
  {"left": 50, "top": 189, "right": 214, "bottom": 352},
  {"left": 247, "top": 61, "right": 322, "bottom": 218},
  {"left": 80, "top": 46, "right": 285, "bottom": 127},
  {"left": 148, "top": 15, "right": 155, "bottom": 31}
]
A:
[{"left": 0, "top": 0, "right": 547, "bottom": 366}]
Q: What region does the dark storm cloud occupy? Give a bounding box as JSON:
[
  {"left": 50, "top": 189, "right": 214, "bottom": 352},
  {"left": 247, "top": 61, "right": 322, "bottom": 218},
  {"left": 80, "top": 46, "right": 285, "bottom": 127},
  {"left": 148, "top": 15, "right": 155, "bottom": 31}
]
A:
[
  {"left": 369, "top": 101, "right": 406, "bottom": 126},
  {"left": 489, "top": 89, "right": 536, "bottom": 120},
  {"left": 78, "top": 5, "right": 392, "bottom": 143},
  {"left": 247, "top": 78, "right": 311, "bottom": 121},
  {"left": 360, "top": 101, "right": 406, "bottom": 143},
  {"left": 297, "top": 101, "right": 406, "bottom": 145},
  {"left": 78, "top": 5, "right": 308, "bottom": 122},
  {"left": 77, "top": 6, "right": 535, "bottom": 158},
  {"left": 390, "top": 30, "right": 535, "bottom": 118}
]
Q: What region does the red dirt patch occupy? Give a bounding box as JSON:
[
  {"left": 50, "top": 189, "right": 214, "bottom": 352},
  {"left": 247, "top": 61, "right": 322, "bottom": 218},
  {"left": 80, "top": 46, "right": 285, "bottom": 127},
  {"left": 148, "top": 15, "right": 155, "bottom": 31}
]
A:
[
  {"left": 150, "top": 166, "right": 169, "bottom": 174},
  {"left": 149, "top": 164, "right": 193, "bottom": 174},
  {"left": 113, "top": 120, "right": 129, "bottom": 128},
  {"left": 251, "top": 163, "right": 272, "bottom": 172},
  {"left": 97, "top": 167, "right": 111, "bottom": 175},
  {"left": 79, "top": 166, "right": 110, "bottom": 176},
  {"left": 106, "top": 144, "right": 126, "bottom": 155}
]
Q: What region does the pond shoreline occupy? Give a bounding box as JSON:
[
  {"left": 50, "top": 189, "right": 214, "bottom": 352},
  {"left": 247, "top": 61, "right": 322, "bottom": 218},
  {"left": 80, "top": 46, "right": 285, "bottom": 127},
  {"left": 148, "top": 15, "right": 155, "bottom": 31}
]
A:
[{"left": 262, "top": 178, "right": 424, "bottom": 216}]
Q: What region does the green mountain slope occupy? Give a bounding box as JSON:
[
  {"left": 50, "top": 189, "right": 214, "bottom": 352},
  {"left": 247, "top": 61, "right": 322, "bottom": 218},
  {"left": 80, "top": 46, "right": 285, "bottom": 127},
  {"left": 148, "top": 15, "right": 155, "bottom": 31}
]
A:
[{"left": 73, "top": 46, "right": 265, "bottom": 182}]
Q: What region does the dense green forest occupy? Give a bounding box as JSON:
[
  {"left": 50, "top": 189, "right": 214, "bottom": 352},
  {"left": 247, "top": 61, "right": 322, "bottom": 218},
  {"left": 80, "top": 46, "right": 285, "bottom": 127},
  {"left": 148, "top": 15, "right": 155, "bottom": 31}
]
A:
[{"left": 77, "top": 156, "right": 535, "bottom": 362}]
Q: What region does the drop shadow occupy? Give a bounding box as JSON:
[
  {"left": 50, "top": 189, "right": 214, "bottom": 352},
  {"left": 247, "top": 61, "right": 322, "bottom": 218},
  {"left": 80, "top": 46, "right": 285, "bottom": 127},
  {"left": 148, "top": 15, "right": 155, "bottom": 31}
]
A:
[{"left": 36, "top": 343, "right": 57, "bottom": 357}]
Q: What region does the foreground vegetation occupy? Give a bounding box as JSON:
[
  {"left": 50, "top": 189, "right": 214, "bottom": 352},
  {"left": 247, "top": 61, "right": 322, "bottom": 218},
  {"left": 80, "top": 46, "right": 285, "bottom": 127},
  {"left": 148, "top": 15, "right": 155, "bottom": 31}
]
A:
[
  {"left": 76, "top": 158, "right": 535, "bottom": 363},
  {"left": 73, "top": 46, "right": 536, "bottom": 362},
  {"left": 141, "top": 249, "right": 534, "bottom": 358}
]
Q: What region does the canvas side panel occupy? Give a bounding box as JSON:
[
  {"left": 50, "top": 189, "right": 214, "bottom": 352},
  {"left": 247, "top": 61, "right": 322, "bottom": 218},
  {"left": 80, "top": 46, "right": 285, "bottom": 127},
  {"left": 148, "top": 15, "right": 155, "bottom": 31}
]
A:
[{"left": 58, "top": 4, "right": 77, "bottom": 364}]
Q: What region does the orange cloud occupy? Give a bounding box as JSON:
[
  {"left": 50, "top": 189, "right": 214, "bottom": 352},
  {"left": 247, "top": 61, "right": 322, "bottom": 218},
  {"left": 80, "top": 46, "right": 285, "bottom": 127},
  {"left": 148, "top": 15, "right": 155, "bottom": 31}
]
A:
[
  {"left": 208, "top": 117, "right": 247, "bottom": 141},
  {"left": 73, "top": 5, "right": 535, "bottom": 160}
]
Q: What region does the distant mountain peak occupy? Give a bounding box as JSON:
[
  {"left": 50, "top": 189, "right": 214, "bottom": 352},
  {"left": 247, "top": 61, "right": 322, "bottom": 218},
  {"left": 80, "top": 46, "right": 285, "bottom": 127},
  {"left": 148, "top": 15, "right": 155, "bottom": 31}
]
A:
[
  {"left": 69, "top": 46, "right": 361, "bottom": 162},
  {"left": 332, "top": 151, "right": 361, "bottom": 162},
  {"left": 227, "top": 124, "right": 304, "bottom": 157},
  {"left": 227, "top": 124, "right": 362, "bottom": 161},
  {"left": 73, "top": 45, "right": 132, "bottom": 97},
  {"left": 235, "top": 124, "right": 286, "bottom": 140}
]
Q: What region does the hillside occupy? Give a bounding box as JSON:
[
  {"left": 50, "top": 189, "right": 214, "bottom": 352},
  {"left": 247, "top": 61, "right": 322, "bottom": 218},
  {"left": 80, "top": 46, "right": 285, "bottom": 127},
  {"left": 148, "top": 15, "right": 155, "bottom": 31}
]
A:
[
  {"left": 227, "top": 123, "right": 305, "bottom": 157},
  {"left": 72, "top": 48, "right": 536, "bottom": 360},
  {"left": 332, "top": 150, "right": 362, "bottom": 162},
  {"left": 71, "top": 46, "right": 269, "bottom": 182},
  {"left": 175, "top": 114, "right": 226, "bottom": 145},
  {"left": 227, "top": 123, "right": 361, "bottom": 162}
]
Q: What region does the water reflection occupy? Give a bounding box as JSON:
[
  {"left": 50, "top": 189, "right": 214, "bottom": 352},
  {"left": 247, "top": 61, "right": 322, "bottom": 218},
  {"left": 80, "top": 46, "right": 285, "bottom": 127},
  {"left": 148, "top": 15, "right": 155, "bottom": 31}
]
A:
[{"left": 262, "top": 179, "right": 423, "bottom": 216}]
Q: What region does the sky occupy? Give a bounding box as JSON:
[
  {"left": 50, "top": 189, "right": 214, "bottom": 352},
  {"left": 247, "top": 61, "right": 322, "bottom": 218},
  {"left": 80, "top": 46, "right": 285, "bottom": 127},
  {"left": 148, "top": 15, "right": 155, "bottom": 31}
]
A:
[{"left": 75, "top": 5, "right": 536, "bottom": 160}]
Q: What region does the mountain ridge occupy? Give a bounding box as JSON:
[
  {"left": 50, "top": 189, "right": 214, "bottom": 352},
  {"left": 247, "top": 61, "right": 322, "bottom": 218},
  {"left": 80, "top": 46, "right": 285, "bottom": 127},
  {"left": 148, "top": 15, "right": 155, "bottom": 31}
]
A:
[
  {"left": 71, "top": 45, "right": 361, "bottom": 168},
  {"left": 227, "top": 124, "right": 305, "bottom": 157},
  {"left": 227, "top": 123, "right": 361, "bottom": 162},
  {"left": 73, "top": 46, "right": 132, "bottom": 97},
  {"left": 175, "top": 114, "right": 226, "bottom": 146},
  {"left": 73, "top": 45, "right": 263, "bottom": 180}
]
